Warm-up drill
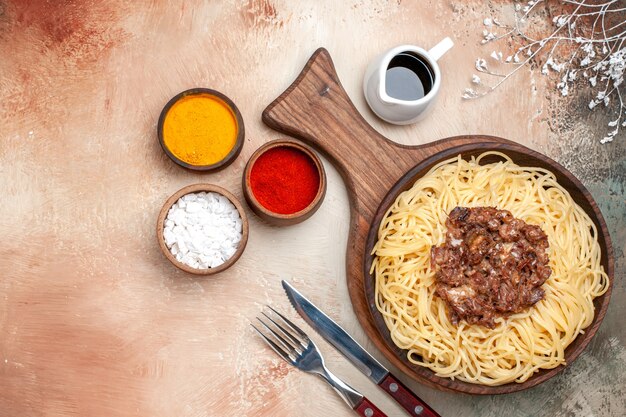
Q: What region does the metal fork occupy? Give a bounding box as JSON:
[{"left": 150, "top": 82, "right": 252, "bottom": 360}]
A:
[{"left": 252, "top": 306, "right": 387, "bottom": 417}]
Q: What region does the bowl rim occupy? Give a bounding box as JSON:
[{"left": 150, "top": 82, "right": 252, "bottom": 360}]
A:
[
  {"left": 242, "top": 138, "right": 327, "bottom": 225},
  {"left": 157, "top": 88, "right": 245, "bottom": 172},
  {"left": 362, "top": 144, "right": 614, "bottom": 394},
  {"left": 156, "top": 183, "right": 249, "bottom": 275}
]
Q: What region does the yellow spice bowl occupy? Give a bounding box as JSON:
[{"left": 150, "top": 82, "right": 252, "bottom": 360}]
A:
[{"left": 157, "top": 88, "right": 245, "bottom": 171}]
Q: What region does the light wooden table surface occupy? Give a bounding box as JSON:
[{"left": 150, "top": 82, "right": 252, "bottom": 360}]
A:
[{"left": 1, "top": 1, "right": 624, "bottom": 416}]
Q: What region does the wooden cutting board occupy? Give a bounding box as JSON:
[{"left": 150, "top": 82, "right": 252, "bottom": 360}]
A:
[{"left": 262, "top": 48, "right": 614, "bottom": 394}]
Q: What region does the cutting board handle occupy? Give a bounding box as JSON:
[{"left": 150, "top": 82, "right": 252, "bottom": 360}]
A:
[{"left": 262, "top": 48, "right": 415, "bottom": 194}]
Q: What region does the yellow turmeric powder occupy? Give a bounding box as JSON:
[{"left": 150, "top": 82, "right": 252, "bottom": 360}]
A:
[{"left": 162, "top": 93, "right": 238, "bottom": 166}]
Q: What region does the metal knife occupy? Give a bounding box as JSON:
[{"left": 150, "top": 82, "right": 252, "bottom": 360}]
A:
[{"left": 282, "top": 280, "right": 441, "bottom": 417}]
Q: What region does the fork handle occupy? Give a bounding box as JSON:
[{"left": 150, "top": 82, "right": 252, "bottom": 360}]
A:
[{"left": 354, "top": 397, "right": 387, "bottom": 417}]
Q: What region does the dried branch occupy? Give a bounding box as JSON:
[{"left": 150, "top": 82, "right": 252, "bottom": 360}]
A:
[{"left": 464, "top": 0, "right": 626, "bottom": 143}]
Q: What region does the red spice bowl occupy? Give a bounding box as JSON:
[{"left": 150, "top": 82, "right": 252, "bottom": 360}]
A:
[{"left": 242, "top": 139, "right": 327, "bottom": 226}]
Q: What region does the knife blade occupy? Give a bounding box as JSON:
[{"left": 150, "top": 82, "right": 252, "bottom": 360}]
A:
[{"left": 282, "top": 280, "right": 441, "bottom": 417}]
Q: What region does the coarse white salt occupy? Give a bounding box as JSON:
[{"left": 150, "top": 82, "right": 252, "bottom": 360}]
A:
[{"left": 163, "top": 191, "right": 243, "bottom": 269}]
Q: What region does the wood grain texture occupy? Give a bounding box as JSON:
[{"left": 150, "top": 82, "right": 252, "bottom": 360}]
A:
[
  {"left": 262, "top": 48, "right": 614, "bottom": 394},
  {"left": 354, "top": 397, "right": 387, "bottom": 417},
  {"left": 379, "top": 374, "right": 440, "bottom": 417},
  {"left": 0, "top": 0, "right": 624, "bottom": 416}
]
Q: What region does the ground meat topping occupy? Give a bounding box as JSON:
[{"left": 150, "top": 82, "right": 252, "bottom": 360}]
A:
[{"left": 431, "top": 207, "right": 551, "bottom": 328}]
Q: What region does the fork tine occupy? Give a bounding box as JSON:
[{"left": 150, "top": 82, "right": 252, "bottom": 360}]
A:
[
  {"left": 256, "top": 317, "right": 300, "bottom": 356},
  {"left": 267, "top": 305, "right": 310, "bottom": 342},
  {"left": 261, "top": 311, "right": 306, "bottom": 350},
  {"left": 251, "top": 324, "right": 294, "bottom": 365}
]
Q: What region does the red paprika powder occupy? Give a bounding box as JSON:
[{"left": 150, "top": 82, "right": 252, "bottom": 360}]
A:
[{"left": 249, "top": 146, "right": 321, "bottom": 215}]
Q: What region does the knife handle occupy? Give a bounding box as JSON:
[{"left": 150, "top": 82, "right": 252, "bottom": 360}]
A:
[
  {"left": 379, "top": 374, "right": 440, "bottom": 417},
  {"left": 354, "top": 397, "right": 387, "bottom": 417}
]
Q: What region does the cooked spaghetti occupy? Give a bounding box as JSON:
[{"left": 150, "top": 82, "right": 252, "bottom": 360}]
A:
[{"left": 371, "top": 152, "right": 609, "bottom": 385}]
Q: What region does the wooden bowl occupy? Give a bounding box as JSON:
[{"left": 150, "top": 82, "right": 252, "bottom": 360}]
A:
[
  {"left": 362, "top": 146, "right": 614, "bottom": 394},
  {"left": 156, "top": 183, "right": 249, "bottom": 275},
  {"left": 157, "top": 88, "right": 245, "bottom": 171},
  {"left": 261, "top": 48, "right": 614, "bottom": 394},
  {"left": 242, "top": 139, "right": 327, "bottom": 226}
]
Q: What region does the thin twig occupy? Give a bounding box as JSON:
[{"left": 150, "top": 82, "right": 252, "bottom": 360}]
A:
[{"left": 464, "top": 0, "right": 625, "bottom": 142}]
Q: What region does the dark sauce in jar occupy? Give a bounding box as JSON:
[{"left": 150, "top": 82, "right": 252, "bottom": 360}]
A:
[{"left": 385, "top": 52, "right": 434, "bottom": 101}]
